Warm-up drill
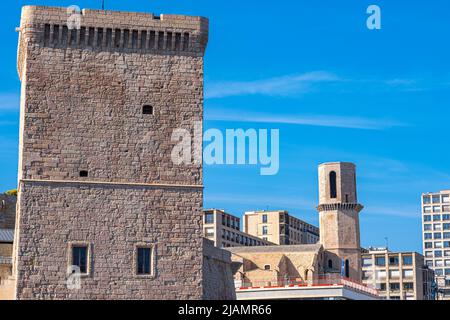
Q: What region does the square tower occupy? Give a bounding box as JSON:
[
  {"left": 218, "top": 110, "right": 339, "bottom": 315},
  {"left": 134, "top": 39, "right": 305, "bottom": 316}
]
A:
[{"left": 13, "top": 6, "right": 208, "bottom": 299}]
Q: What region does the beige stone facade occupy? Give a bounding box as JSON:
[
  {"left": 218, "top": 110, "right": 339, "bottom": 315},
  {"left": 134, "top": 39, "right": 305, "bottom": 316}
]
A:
[
  {"left": 317, "top": 162, "right": 363, "bottom": 281},
  {"left": 13, "top": 5, "right": 212, "bottom": 300},
  {"left": 243, "top": 210, "right": 319, "bottom": 245},
  {"left": 203, "top": 209, "right": 274, "bottom": 248},
  {"left": 229, "top": 244, "right": 324, "bottom": 287},
  {"left": 227, "top": 162, "right": 368, "bottom": 299},
  {"left": 362, "top": 248, "right": 435, "bottom": 300}
]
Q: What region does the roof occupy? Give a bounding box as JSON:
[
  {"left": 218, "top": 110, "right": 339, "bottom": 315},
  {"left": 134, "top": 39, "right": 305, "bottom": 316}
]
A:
[
  {"left": 226, "top": 243, "right": 322, "bottom": 254},
  {"left": 0, "top": 229, "right": 14, "bottom": 243}
]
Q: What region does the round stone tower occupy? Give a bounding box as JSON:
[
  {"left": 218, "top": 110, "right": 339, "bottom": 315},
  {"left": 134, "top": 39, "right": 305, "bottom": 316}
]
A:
[{"left": 317, "top": 162, "right": 363, "bottom": 281}]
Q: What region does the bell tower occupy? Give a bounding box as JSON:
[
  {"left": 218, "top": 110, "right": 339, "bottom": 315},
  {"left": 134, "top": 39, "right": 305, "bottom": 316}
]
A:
[{"left": 317, "top": 162, "right": 363, "bottom": 281}]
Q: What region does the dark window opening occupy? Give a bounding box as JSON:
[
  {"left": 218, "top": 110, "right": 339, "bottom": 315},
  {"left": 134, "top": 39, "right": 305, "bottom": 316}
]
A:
[
  {"left": 131, "top": 30, "right": 138, "bottom": 49},
  {"left": 137, "top": 247, "right": 152, "bottom": 275},
  {"left": 79, "top": 170, "right": 88, "bottom": 178},
  {"left": 114, "top": 29, "right": 121, "bottom": 48},
  {"left": 44, "top": 24, "right": 51, "bottom": 45},
  {"left": 140, "top": 30, "right": 147, "bottom": 49},
  {"left": 80, "top": 27, "right": 86, "bottom": 45},
  {"left": 329, "top": 171, "right": 337, "bottom": 199},
  {"left": 143, "top": 105, "right": 153, "bottom": 115},
  {"left": 345, "top": 194, "right": 349, "bottom": 203},
  {"left": 264, "top": 265, "right": 271, "bottom": 271},
  {"left": 158, "top": 31, "right": 165, "bottom": 49},
  {"left": 72, "top": 246, "right": 88, "bottom": 274},
  {"left": 345, "top": 259, "right": 350, "bottom": 278},
  {"left": 105, "top": 28, "right": 113, "bottom": 47},
  {"left": 52, "top": 25, "right": 60, "bottom": 44},
  {"left": 328, "top": 259, "right": 333, "bottom": 269}
]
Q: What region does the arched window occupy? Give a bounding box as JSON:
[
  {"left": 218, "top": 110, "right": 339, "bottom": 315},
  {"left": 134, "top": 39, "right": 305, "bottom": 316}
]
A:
[
  {"left": 345, "top": 259, "right": 350, "bottom": 278},
  {"left": 328, "top": 259, "right": 333, "bottom": 269},
  {"left": 329, "top": 171, "right": 337, "bottom": 199}
]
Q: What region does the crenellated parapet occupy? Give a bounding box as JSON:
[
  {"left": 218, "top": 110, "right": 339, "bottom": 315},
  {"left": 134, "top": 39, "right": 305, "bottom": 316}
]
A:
[{"left": 17, "top": 6, "right": 209, "bottom": 78}]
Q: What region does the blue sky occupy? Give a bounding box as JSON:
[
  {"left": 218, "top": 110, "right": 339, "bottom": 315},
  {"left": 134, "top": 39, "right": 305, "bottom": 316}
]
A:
[{"left": 1, "top": 0, "right": 450, "bottom": 253}]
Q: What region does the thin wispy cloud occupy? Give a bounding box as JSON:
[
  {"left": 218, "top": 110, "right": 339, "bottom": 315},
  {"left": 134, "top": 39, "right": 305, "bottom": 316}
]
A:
[
  {"left": 205, "top": 193, "right": 315, "bottom": 211},
  {"left": 205, "top": 71, "right": 339, "bottom": 99},
  {"left": 206, "top": 111, "right": 406, "bottom": 130},
  {"left": 0, "top": 93, "right": 20, "bottom": 111}
]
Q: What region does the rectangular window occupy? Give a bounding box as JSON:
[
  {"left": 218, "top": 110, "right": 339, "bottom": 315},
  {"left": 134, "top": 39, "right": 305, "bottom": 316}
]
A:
[
  {"left": 423, "top": 196, "right": 431, "bottom": 204},
  {"left": 375, "top": 270, "right": 387, "bottom": 280},
  {"left": 375, "top": 256, "right": 386, "bottom": 266},
  {"left": 362, "top": 258, "right": 373, "bottom": 267},
  {"left": 435, "top": 242, "right": 443, "bottom": 248},
  {"left": 424, "top": 233, "right": 432, "bottom": 240},
  {"left": 389, "top": 283, "right": 400, "bottom": 291},
  {"left": 444, "top": 241, "right": 450, "bottom": 248},
  {"left": 204, "top": 212, "right": 214, "bottom": 224},
  {"left": 425, "top": 242, "right": 433, "bottom": 249},
  {"left": 435, "top": 250, "right": 443, "bottom": 258},
  {"left": 435, "top": 269, "right": 444, "bottom": 276},
  {"left": 389, "top": 256, "right": 399, "bottom": 266},
  {"left": 389, "top": 270, "right": 400, "bottom": 278},
  {"left": 72, "top": 245, "right": 88, "bottom": 274},
  {"left": 424, "top": 215, "right": 432, "bottom": 222},
  {"left": 433, "top": 195, "right": 441, "bottom": 204},
  {"left": 402, "top": 255, "right": 413, "bottom": 265},
  {"left": 435, "top": 232, "right": 442, "bottom": 239},
  {"left": 136, "top": 247, "right": 152, "bottom": 275},
  {"left": 424, "top": 224, "right": 432, "bottom": 231},
  {"left": 403, "top": 283, "right": 414, "bottom": 291},
  {"left": 403, "top": 269, "right": 414, "bottom": 278},
  {"left": 262, "top": 226, "right": 268, "bottom": 235},
  {"left": 262, "top": 214, "right": 268, "bottom": 223},
  {"left": 445, "top": 233, "right": 450, "bottom": 239},
  {"left": 433, "top": 214, "right": 441, "bottom": 221},
  {"left": 435, "top": 260, "right": 444, "bottom": 267},
  {"left": 443, "top": 223, "right": 450, "bottom": 230},
  {"left": 205, "top": 227, "right": 214, "bottom": 237},
  {"left": 443, "top": 195, "right": 450, "bottom": 203},
  {"left": 434, "top": 224, "right": 443, "bottom": 231},
  {"left": 434, "top": 206, "right": 442, "bottom": 213},
  {"left": 424, "top": 206, "right": 432, "bottom": 213}
]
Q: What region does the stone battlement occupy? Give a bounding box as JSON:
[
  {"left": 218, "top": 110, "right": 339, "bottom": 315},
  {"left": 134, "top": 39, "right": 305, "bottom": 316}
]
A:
[{"left": 17, "top": 6, "right": 209, "bottom": 77}]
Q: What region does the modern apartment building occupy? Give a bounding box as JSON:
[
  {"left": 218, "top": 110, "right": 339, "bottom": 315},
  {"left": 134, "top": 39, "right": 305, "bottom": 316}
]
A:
[
  {"left": 361, "top": 248, "right": 435, "bottom": 300},
  {"left": 243, "top": 210, "right": 319, "bottom": 245},
  {"left": 421, "top": 190, "right": 450, "bottom": 299},
  {"left": 203, "top": 209, "right": 274, "bottom": 248}
]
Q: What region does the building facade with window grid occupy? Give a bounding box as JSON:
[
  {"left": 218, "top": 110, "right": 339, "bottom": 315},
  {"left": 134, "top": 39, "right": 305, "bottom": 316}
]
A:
[
  {"left": 243, "top": 210, "right": 320, "bottom": 245},
  {"left": 203, "top": 209, "right": 274, "bottom": 248},
  {"left": 422, "top": 190, "right": 450, "bottom": 299},
  {"left": 361, "top": 248, "right": 435, "bottom": 300}
]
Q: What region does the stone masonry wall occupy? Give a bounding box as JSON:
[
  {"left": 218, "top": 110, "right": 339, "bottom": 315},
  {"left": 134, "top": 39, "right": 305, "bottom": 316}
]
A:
[
  {"left": 14, "top": 6, "right": 208, "bottom": 300},
  {"left": 202, "top": 239, "right": 236, "bottom": 300},
  {"left": 15, "top": 182, "right": 203, "bottom": 299}
]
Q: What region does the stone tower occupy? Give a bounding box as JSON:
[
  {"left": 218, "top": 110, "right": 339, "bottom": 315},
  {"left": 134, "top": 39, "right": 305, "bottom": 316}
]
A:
[
  {"left": 317, "top": 162, "right": 363, "bottom": 281},
  {"left": 13, "top": 6, "right": 208, "bottom": 299}
]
